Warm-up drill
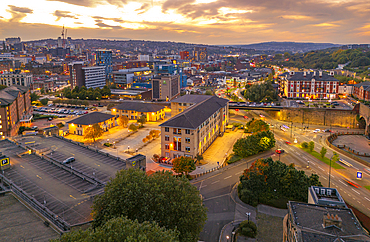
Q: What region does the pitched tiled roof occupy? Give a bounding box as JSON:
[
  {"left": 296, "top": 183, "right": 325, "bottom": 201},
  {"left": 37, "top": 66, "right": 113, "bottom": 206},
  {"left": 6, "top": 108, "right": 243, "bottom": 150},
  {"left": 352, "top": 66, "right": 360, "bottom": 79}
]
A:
[
  {"left": 283, "top": 72, "right": 339, "bottom": 82},
  {"left": 170, "top": 94, "right": 212, "bottom": 104},
  {"left": 114, "top": 101, "right": 165, "bottom": 112},
  {"left": 0, "top": 85, "right": 29, "bottom": 106},
  {"left": 354, "top": 81, "right": 370, "bottom": 88},
  {"left": 160, "top": 96, "right": 228, "bottom": 129},
  {"left": 67, "top": 112, "right": 115, "bottom": 125}
]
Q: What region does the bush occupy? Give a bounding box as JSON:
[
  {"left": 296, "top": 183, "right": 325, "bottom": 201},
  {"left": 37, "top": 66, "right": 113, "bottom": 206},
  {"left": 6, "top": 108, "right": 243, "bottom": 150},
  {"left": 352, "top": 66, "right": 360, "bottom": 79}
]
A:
[
  {"left": 301, "top": 142, "right": 309, "bottom": 148},
  {"left": 227, "top": 154, "right": 241, "bottom": 164},
  {"left": 129, "top": 124, "right": 138, "bottom": 132},
  {"left": 239, "top": 220, "right": 257, "bottom": 238},
  {"left": 104, "top": 143, "right": 112, "bottom": 147},
  {"left": 40, "top": 98, "right": 49, "bottom": 106}
]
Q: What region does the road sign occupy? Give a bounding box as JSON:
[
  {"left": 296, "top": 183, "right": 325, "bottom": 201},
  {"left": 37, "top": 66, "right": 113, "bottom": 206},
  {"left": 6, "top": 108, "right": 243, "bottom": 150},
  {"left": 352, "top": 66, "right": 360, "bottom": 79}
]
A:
[
  {"left": 357, "top": 171, "right": 362, "bottom": 179},
  {"left": 1, "top": 157, "right": 9, "bottom": 166},
  {"left": 132, "top": 161, "right": 136, "bottom": 166}
]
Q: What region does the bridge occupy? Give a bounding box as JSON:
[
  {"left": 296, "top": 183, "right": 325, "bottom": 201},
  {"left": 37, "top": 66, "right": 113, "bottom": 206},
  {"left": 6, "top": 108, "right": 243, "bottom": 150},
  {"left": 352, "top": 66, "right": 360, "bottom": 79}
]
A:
[{"left": 358, "top": 103, "right": 370, "bottom": 135}]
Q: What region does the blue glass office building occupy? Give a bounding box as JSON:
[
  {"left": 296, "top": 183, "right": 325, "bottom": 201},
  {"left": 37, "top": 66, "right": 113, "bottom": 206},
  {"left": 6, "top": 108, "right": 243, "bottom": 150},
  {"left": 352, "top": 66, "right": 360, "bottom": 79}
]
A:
[
  {"left": 154, "top": 64, "right": 187, "bottom": 88},
  {"left": 96, "top": 50, "right": 112, "bottom": 81}
]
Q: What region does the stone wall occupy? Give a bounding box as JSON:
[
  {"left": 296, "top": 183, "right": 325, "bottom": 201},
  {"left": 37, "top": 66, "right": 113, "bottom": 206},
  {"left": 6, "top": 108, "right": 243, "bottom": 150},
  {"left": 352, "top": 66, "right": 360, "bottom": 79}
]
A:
[{"left": 266, "top": 108, "right": 359, "bottom": 128}]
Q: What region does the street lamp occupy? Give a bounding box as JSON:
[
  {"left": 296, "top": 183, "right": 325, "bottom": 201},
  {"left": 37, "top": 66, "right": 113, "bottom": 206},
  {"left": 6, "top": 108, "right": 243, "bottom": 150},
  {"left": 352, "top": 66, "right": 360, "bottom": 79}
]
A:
[
  {"left": 329, "top": 155, "right": 333, "bottom": 188},
  {"left": 128, "top": 146, "right": 130, "bottom": 153},
  {"left": 226, "top": 235, "right": 230, "bottom": 241},
  {"left": 246, "top": 212, "right": 251, "bottom": 222}
]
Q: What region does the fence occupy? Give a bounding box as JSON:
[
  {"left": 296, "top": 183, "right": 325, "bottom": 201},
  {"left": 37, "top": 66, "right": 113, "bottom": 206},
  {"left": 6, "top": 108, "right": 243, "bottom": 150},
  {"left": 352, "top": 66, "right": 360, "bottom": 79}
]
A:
[
  {"left": 0, "top": 173, "right": 70, "bottom": 232},
  {"left": 191, "top": 156, "right": 228, "bottom": 179}
]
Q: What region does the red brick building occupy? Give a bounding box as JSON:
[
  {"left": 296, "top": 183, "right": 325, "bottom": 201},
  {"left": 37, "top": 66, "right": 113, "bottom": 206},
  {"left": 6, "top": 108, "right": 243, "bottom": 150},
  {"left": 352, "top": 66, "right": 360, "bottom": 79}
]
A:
[
  {"left": 353, "top": 82, "right": 370, "bottom": 101},
  {"left": 281, "top": 71, "right": 339, "bottom": 99},
  {"left": 0, "top": 85, "right": 32, "bottom": 137}
]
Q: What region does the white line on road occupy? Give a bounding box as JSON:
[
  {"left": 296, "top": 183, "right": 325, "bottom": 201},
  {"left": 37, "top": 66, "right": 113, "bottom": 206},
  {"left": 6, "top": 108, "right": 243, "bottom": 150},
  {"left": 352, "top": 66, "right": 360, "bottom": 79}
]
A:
[
  {"left": 235, "top": 171, "right": 244, "bottom": 175},
  {"left": 211, "top": 180, "right": 220, "bottom": 184},
  {"left": 365, "top": 197, "right": 370, "bottom": 202},
  {"left": 322, "top": 177, "right": 327, "bottom": 180},
  {"left": 352, "top": 189, "right": 360, "bottom": 195},
  {"left": 339, "top": 180, "right": 348, "bottom": 187},
  {"left": 203, "top": 193, "right": 230, "bottom": 201},
  {"left": 224, "top": 176, "right": 232, "bottom": 180},
  {"left": 318, "top": 166, "right": 325, "bottom": 171}
]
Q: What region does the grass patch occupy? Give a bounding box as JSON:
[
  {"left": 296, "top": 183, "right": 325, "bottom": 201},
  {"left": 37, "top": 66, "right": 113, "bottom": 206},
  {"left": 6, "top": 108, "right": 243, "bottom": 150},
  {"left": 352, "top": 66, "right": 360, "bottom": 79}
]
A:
[
  {"left": 227, "top": 154, "right": 242, "bottom": 164},
  {"left": 365, "top": 186, "right": 370, "bottom": 191},
  {"left": 263, "top": 197, "right": 289, "bottom": 209},
  {"left": 300, "top": 147, "right": 345, "bottom": 169},
  {"left": 256, "top": 213, "right": 284, "bottom": 242}
]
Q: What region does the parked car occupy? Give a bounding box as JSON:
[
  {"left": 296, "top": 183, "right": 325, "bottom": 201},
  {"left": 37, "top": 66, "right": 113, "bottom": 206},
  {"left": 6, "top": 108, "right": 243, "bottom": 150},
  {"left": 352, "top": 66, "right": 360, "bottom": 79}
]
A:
[
  {"left": 324, "top": 129, "right": 332, "bottom": 133},
  {"left": 63, "top": 157, "right": 75, "bottom": 164},
  {"left": 313, "top": 129, "right": 321, "bottom": 133}
]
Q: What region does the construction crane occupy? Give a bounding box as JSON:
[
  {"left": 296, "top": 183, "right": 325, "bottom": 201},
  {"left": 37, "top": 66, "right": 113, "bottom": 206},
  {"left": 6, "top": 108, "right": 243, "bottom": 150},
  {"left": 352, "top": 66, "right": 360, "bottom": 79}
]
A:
[{"left": 61, "top": 25, "right": 67, "bottom": 49}]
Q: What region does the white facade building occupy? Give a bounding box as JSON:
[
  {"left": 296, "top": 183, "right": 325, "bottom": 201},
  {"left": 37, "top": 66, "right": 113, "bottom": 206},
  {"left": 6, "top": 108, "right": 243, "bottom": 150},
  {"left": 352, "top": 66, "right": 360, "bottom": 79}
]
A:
[
  {"left": 82, "top": 66, "right": 106, "bottom": 89},
  {"left": 0, "top": 72, "right": 33, "bottom": 87}
]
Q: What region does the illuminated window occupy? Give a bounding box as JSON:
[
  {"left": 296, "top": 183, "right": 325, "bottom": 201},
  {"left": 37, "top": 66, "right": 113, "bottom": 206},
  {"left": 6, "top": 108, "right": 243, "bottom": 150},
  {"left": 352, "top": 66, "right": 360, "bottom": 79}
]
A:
[
  {"left": 185, "top": 147, "right": 191, "bottom": 152},
  {"left": 165, "top": 144, "right": 169, "bottom": 150},
  {"left": 165, "top": 135, "right": 169, "bottom": 141}
]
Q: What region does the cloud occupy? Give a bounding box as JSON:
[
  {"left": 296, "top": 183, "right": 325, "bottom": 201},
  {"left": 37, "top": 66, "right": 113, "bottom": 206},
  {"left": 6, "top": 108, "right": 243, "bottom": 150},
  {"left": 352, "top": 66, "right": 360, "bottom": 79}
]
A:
[
  {"left": 46, "top": 0, "right": 101, "bottom": 7},
  {"left": 54, "top": 10, "right": 78, "bottom": 21},
  {"left": 6, "top": 5, "right": 33, "bottom": 22},
  {"left": 92, "top": 16, "right": 124, "bottom": 23},
  {"left": 95, "top": 19, "right": 122, "bottom": 29}
]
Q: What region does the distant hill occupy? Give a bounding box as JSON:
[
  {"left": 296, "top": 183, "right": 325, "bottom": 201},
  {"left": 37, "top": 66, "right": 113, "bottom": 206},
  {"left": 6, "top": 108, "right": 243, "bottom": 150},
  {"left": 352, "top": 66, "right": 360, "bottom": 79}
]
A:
[{"left": 231, "top": 42, "right": 341, "bottom": 53}]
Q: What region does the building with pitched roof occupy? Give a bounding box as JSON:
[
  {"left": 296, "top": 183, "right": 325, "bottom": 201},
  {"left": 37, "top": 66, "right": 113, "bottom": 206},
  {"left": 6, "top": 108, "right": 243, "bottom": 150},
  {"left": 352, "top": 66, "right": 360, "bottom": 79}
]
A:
[
  {"left": 0, "top": 85, "right": 32, "bottom": 137},
  {"left": 112, "top": 101, "right": 165, "bottom": 122},
  {"left": 353, "top": 81, "right": 370, "bottom": 101},
  {"left": 159, "top": 96, "right": 228, "bottom": 159},
  {"left": 67, "top": 112, "right": 115, "bottom": 135},
  {"left": 170, "top": 94, "right": 212, "bottom": 116},
  {"left": 280, "top": 71, "right": 339, "bottom": 99},
  {"left": 283, "top": 201, "right": 370, "bottom": 242}
]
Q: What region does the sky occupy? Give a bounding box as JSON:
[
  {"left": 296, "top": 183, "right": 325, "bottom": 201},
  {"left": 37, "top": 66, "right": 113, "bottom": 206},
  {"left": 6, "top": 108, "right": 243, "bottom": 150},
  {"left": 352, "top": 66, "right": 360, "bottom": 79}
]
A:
[{"left": 0, "top": 0, "right": 369, "bottom": 45}]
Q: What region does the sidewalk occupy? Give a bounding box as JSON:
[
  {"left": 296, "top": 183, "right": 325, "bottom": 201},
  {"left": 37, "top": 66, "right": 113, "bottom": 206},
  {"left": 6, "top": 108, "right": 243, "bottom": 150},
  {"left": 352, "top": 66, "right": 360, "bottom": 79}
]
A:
[{"left": 191, "top": 130, "right": 244, "bottom": 175}]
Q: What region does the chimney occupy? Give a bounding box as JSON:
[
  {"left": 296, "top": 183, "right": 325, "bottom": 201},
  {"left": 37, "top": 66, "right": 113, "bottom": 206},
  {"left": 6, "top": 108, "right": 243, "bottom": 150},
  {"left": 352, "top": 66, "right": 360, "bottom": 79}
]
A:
[
  {"left": 330, "top": 71, "right": 334, "bottom": 76},
  {"left": 290, "top": 71, "right": 295, "bottom": 76},
  {"left": 303, "top": 71, "right": 306, "bottom": 77},
  {"left": 323, "top": 213, "right": 342, "bottom": 229},
  {"left": 313, "top": 71, "right": 316, "bottom": 76},
  {"left": 319, "top": 71, "right": 323, "bottom": 77}
]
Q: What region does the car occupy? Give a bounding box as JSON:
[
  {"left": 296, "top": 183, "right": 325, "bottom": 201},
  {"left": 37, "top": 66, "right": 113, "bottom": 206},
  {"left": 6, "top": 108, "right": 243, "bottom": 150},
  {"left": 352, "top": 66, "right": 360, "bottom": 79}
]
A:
[
  {"left": 48, "top": 117, "right": 53, "bottom": 121},
  {"left": 63, "top": 157, "right": 75, "bottom": 164},
  {"left": 313, "top": 129, "right": 321, "bottom": 133},
  {"left": 31, "top": 126, "right": 38, "bottom": 130},
  {"left": 338, "top": 158, "right": 352, "bottom": 167},
  {"left": 324, "top": 129, "right": 332, "bottom": 133},
  {"left": 285, "top": 141, "right": 292, "bottom": 145},
  {"left": 344, "top": 179, "right": 361, "bottom": 188},
  {"left": 275, "top": 149, "right": 285, "bottom": 154}
]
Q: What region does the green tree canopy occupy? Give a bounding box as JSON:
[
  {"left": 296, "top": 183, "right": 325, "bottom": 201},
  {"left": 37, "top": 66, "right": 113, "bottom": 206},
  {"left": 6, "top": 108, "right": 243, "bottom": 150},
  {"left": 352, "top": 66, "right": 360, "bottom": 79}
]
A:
[
  {"left": 320, "top": 147, "right": 327, "bottom": 159},
  {"left": 172, "top": 156, "right": 196, "bottom": 176},
  {"left": 30, "top": 92, "right": 39, "bottom": 102},
  {"left": 52, "top": 216, "right": 179, "bottom": 242},
  {"left": 40, "top": 98, "right": 49, "bottom": 106},
  {"left": 92, "top": 169, "right": 207, "bottom": 242},
  {"left": 245, "top": 119, "right": 269, "bottom": 133},
  {"left": 129, "top": 123, "right": 138, "bottom": 132},
  {"left": 137, "top": 115, "right": 147, "bottom": 124},
  {"left": 233, "top": 131, "right": 275, "bottom": 158},
  {"left": 308, "top": 141, "right": 315, "bottom": 153},
  {"left": 84, "top": 123, "right": 104, "bottom": 142},
  {"left": 238, "top": 158, "right": 322, "bottom": 207},
  {"left": 243, "top": 81, "right": 278, "bottom": 103}
]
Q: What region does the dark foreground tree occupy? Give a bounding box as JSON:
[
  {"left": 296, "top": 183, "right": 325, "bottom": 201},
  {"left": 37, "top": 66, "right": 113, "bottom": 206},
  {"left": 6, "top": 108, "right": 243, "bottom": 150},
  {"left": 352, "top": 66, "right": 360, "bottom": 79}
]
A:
[
  {"left": 52, "top": 216, "right": 179, "bottom": 242},
  {"left": 92, "top": 169, "right": 207, "bottom": 242}
]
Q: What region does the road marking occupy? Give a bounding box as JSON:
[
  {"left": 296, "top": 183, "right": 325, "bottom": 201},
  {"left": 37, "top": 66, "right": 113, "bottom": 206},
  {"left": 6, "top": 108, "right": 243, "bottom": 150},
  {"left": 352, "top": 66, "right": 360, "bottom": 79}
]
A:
[
  {"left": 318, "top": 166, "right": 325, "bottom": 171},
  {"left": 365, "top": 197, "right": 370, "bottom": 202},
  {"left": 36, "top": 175, "right": 42, "bottom": 179},
  {"left": 94, "top": 163, "right": 100, "bottom": 167},
  {"left": 69, "top": 195, "right": 76, "bottom": 200},
  {"left": 339, "top": 180, "right": 348, "bottom": 187},
  {"left": 235, "top": 171, "right": 243, "bottom": 175},
  {"left": 351, "top": 189, "right": 360, "bottom": 195},
  {"left": 20, "top": 165, "right": 25, "bottom": 168},
  {"left": 203, "top": 193, "right": 230, "bottom": 201},
  {"left": 224, "top": 176, "right": 232, "bottom": 180},
  {"left": 211, "top": 180, "right": 220, "bottom": 184},
  {"left": 322, "top": 177, "right": 327, "bottom": 180}
]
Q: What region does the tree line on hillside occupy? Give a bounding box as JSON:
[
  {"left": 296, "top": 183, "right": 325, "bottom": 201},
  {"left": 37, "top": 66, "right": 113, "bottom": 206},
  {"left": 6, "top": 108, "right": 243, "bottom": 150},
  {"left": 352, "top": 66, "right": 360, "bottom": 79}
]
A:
[
  {"left": 264, "top": 48, "right": 370, "bottom": 77},
  {"left": 62, "top": 86, "right": 111, "bottom": 100}
]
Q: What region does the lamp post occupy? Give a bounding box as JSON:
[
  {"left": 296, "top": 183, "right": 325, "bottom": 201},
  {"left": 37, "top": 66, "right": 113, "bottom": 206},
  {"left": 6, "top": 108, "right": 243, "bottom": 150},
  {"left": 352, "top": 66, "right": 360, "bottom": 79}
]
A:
[
  {"left": 226, "top": 235, "right": 230, "bottom": 241},
  {"left": 246, "top": 212, "right": 251, "bottom": 222},
  {"left": 329, "top": 155, "right": 332, "bottom": 188},
  {"left": 290, "top": 121, "right": 293, "bottom": 138},
  {"left": 128, "top": 146, "right": 130, "bottom": 153}
]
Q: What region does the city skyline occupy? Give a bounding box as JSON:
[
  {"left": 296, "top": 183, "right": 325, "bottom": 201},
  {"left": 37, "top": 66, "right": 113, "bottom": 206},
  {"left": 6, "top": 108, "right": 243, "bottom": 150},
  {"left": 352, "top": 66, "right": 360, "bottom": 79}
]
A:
[{"left": 0, "top": 0, "right": 369, "bottom": 45}]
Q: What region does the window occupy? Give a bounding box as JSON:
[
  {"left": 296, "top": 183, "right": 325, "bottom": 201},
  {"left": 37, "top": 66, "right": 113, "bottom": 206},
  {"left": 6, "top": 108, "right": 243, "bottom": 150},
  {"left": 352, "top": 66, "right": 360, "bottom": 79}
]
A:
[
  {"left": 165, "top": 135, "right": 169, "bottom": 141},
  {"left": 165, "top": 144, "right": 169, "bottom": 149},
  {"left": 185, "top": 147, "right": 191, "bottom": 152},
  {"left": 185, "top": 137, "right": 190, "bottom": 143},
  {"left": 165, "top": 127, "right": 169, "bottom": 132},
  {"left": 179, "top": 108, "right": 182, "bottom": 112},
  {"left": 165, "top": 152, "right": 169, "bottom": 157},
  {"left": 173, "top": 128, "right": 182, "bottom": 134},
  {"left": 185, "top": 129, "right": 190, "bottom": 134}
]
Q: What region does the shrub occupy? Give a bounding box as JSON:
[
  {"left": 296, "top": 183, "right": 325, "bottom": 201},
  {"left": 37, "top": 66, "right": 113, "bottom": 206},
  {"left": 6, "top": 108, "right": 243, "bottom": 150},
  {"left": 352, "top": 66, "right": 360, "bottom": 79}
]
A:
[
  {"left": 301, "top": 142, "right": 309, "bottom": 148},
  {"left": 129, "top": 124, "right": 138, "bottom": 132},
  {"left": 239, "top": 221, "right": 257, "bottom": 238},
  {"left": 153, "top": 154, "right": 159, "bottom": 162},
  {"left": 104, "top": 143, "right": 112, "bottom": 147}
]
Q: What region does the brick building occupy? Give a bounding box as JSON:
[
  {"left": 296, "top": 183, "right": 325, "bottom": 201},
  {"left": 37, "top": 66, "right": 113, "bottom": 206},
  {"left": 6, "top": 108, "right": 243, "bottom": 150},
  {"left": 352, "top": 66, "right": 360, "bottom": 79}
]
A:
[
  {"left": 281, "top": 71, "right": 339, "bottom": 99},
  {"left": 0, "top": 85, "right": 32, "bottom": 137},
  {"left": 159, "top": 96, "right": 228, "bottom": 159},
  {"left": 353, "top": 81, "right": 370, "bottom": 101},
  {"left": 151, "top": 74, "right": 180, "bottom": 101}
]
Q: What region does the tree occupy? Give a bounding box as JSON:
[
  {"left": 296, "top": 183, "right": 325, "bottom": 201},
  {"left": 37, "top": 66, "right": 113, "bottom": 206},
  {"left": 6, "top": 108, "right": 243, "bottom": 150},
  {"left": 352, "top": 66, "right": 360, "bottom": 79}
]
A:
[
  {"left": 308, "top": 141, "right": 315, "bottom": 153},
  {"left": 101, "top": 85, "right": 111, "bottom": 97},
  {"left": 129, "top": 123, "right": 138, "bottom": 132},
  {"left": 53, "top": 216, "right": 179, "bottom": 242},
  {"left": 142, "top": 137, "right": 148, "bottom": 143},
  {"left": 30, "top": 92, "right": 39, "bottom": 102},
  {"left": 205, "top": 90, "right": 212, "bottom": 95},
  {"left": 0, "top": 85, "right": 7, "bottom": 90},
  {"left": 172, "top": 156, "right": 196, "bottom": 176},
  {"left": 301, "top": 142, "right": 309, "bottom": 148},
  {"left": 239, "top": 220, "right": 257, "bottom": 238},
  {"left": 233, "top": 131, "right": 275, "bottom": 158},
  {"left": 331, "top": 152, "right": 340, "bottom": 163},
  {"left": 320, "top": 147, "right": 327, "bottom": 159},
  {"left": 149, "top": 130, "right": 161, "bottom": 139},
  {"left": 84, "top": 123, "right": 104, "bottom": 142},
  {"left": 245, "top": 119, "right": 269, "bottom": 133},
  {"left": 137, "top": 115, "right": 147, "bottom": 124},
  {"left": 92, "top": 169, "right": 207, "bottom": 242},
  {"left": 40, "top": 98, "right": 49, "bottom": 106},
  {"left": 117, "top": 116, "right": 129, "bottom": 128},
  {"left": 195, "top": 154, "right": 203, "bottom": 163}
]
